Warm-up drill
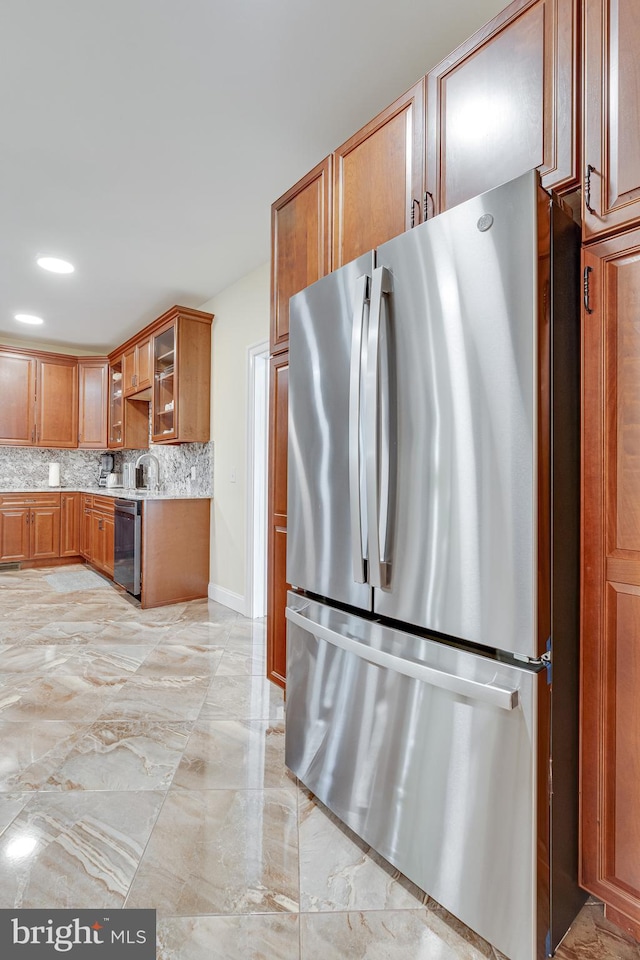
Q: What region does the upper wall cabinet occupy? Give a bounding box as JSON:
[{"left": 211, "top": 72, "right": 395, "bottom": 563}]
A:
[
  {"left": 0, "top": 348, "right": 78, "bottom": 448},
  {"left": 0, "top": 351, "right": 35, "bottom": 445},
  {"left": 151, "top": 306, "right": 213, "bottom": 444},
  {"left": 36, "top": 356, "right": 78, "bottom": 448},
  {"left": 123, "top": 336, "right": 152, "bottom": 397},
  {"left": 333, "top": 79, "right": 425, "bottom": 268},
  {"left": 78, "top": 359, "right": 108, "bottom": 449},
  {"left": 583, "top": 0, "right": 640, "bottom": 240},
  {"left": 427, "top": 0, "right": 579, "bottom": 213},
  {"left": 271, "top": 157, "right": 332, "bottom": 354}
]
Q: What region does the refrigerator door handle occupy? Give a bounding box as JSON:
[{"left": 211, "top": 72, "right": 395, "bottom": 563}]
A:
[
  {"left": 285, "top": 606, "right": 520, "bottom": 711},
  {"left": 366, "top": 265, "right": 392, "bottom": 588},
  {"left": 349, "top": 273, "right": 370, "bottom": 583}
]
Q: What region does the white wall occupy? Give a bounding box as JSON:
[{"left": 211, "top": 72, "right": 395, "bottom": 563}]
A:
[{"left": 199, "top": 262, "right": 270, "bottom": 612}]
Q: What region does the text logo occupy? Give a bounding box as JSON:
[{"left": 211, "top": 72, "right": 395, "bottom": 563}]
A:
[{"left": 0, "top": 909, "right": 155, "bottom": 958}]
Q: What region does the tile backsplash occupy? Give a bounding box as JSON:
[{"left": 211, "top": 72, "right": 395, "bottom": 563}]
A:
[{"left": 0, "top": 442, "right": 213, "bottom": 496}]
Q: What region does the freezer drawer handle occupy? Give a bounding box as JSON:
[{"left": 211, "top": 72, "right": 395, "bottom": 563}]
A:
[
  {"left": 349, "top": 273, "right": 370, "bottom": 584},
  {"left": 286, "top": 606, "right": 519, "bottom": 711}
]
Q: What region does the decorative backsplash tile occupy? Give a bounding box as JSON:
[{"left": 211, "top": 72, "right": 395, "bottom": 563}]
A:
[
  {"left": 119, "top": 442, "right": 213, "bottom": 497},
  {"left": 0, "top": 443, "right": 213, "bottom": 497}
]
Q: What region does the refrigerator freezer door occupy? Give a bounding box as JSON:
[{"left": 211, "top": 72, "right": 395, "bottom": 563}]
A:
[
  {"left": 285, "top": 593, "right": 541, "bottom": 960},
  {"left": 372, "top": 170, "right": 540, "bottom": 659},
  {"left": 287, "top": 252, "right": 374, "bottom": 610}
]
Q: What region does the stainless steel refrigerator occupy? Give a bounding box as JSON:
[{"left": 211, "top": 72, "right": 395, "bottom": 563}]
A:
[{"left": 284, "top": 170, "right": 586, "bottom": 960}]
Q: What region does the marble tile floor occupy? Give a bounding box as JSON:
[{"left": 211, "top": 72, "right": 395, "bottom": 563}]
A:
[{"left": 0, "top": 563, "right": 637, "bottom": 959}]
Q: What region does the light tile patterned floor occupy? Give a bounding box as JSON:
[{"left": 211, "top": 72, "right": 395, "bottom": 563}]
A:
[{"left": 0, "top": 564, "right": 638, "bottom": 959}]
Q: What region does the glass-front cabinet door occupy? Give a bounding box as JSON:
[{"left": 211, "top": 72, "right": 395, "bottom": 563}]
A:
[
  {"left": 108, "top": 358, "right": 124, "bottom": 447},
  {"left": 153, "top": 324, "right": 176, "bottom": 441}
]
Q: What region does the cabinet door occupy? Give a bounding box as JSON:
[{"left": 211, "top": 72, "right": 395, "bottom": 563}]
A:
[
  {"left": 80, "top": 502, "right": 92, "bottom": 559},
  {"left": 271, "top": 157, "right": 332, "bottom": 353},
  {"left": 0, "top": 353, "right": 36, "bottom": 445},
  {"left": 583, "top": 0, "right": 640, "bottom": 240},
  {"left": 152, "top": 324, "right": 177, "bottom": 441},
  {"left": 102, "top": 515, "right": 114, "bottom": 578},
  {"left": 333, "top": 79, "right": 425, "bottom": 268},
  {"left": 36, "top": 357, "right": 78, "bottom": 448},
  {"left": 30, "top": 506, "right": 61, "bottom": 560},
  {"left": 0, "top": 508, "right": 30, "bottom": 561},
  {"left": 78, "top": 361, "right": 108, "bottom": 448},
  {"left": 108, "top": 360, "right": 124, "bottom": 448},
  {"left": 135, "top": 337, "right": 152, "bottom": 391},
  {"left": 267, "top": 353, "right": 289, "bottom": 689},
  {"left": 427, "top": 0, "right": 578, "bottom": 213},
  {"left": 60, "top": 494, "right": 80, "bottom": 557},
  {"left": 123, "top": 346, "right": 137, "bottom": 397},
  {"left": 581, "top": 233, "right": 640, "bottom": 939},
  {"left": 91, "top": 512, "right": 106, "bottom": 572}
]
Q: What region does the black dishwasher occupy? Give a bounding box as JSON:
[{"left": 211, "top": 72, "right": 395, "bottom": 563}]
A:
[{"left": 114, "top": 499, "right": 142, "bottom": 597}]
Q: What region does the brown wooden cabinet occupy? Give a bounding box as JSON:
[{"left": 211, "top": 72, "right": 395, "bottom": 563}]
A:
[
  {"left": 583, "top": 0, "right": 640, "bottom": 240},
  {"left": 60, "top": 493, "right": 80, "bottom": 557},
  {"left": 0, "top": 352, "right": 36, "bottom": 445},
  {"left": 108, "top": 358, "right": 149, "bottom": 450},
  {"left": 150, "top": 307, "right": 212, "bottom": 444},
  {"left": 266, "top": 353, "right": 289, "bottom": 689},
  {"left": 0, "top": 493, "right": 61, "bottom": 562},
  {"left": 123, "top": 336, "right": 152, "bottom": 397},
  {"left": 80, "top": 495, "right": 92, "bottom": 559},
  {"left": 36, "top": 355, "right": 78, "bottom": 448},
  {"left": 78, "top": 360, "right": 108, "bottom": 448},
  {"left": 333, "top": 79, "right": 425, "bottom": 268},
  {"left": 84, "top": 494, "right": 115, "bottom": 578},
  {"left": 426, "top": 0, "right": 578, "bottom": 214},
  {"left": 0, "top": 348, "right": 78, "bottom": 448},
  {"left": 581, "top": 230, "right": 640, "bottom": 941},
  {"left": 0, "top": 505, "right": 30, "bottom": 561},
  {"left": 271, "top": 157, "right": 332, "bottom": 354}
]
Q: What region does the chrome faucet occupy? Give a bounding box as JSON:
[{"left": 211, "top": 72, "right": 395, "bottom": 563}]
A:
[{"left": 135, "top": 453, "right": 161, "bottom": 492}]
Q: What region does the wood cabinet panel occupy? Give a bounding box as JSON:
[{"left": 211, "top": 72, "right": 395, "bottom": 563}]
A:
[
  {"left": 30, "top": 506, "right": 60, "bottom": 559},
  {"left": 427, "top": 0, "right": 578, "bottom": 212},
  {"left": 78, "top": 360, "right": 108, "bottom": 448},
  {"left": 333, "top": 79, "right": 425, "bottom": 268},
  {"left": 36, "top": 357, "right": 78, "bottom": 448},
  {"left": 271, "top": 156, "right": 332, "bottom": 353},
  {"left": 135, "top": 337, "right": 152, "bottom": 391},
  {"left": 583, "top": 0, "right": 640, "bottom": 239},
  {"left": 581, "top": 232, "right": 640, "bottom": 932},
  {"left": 141, "top": 499, "right": 209, "bottom": 607},
  {"left": 60, "top": 493, "right": 80, "bottom": 557},
  {"left": 80, "top": 500, "right": 92, "bottom": 559},
  {"left": 0, "top": 353, "right": 35, "bottom": 445},
  {"left": 123, "top": 337, "right": 152, "bottom": 397},
  {"left": 267, "top": 353, "right": 289, "bottom": 689},
  {"left": 0, "top": 508, "right": 30, "bottom": 561}
]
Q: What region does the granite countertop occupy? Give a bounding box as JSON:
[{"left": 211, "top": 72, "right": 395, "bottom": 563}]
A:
[{"left": 0, "top": 486, "right": 211, "bottom": 501}]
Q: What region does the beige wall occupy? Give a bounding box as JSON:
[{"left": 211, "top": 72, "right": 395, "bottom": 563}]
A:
[
  {"left": 0, "top": 336, "right": 99, "bottom": 356},
  {"left": 200, "top": 262, "right": 270, "bottom": 608}
]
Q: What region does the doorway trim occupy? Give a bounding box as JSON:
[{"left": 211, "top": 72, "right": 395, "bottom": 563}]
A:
[{"left": 245, "top": 339, "right": 269, "bottom": 619}]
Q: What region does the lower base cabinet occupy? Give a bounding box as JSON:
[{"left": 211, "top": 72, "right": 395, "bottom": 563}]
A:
[
  {"left": 0, "top": 493, "right": 61, "bottom": 562},
  {"left": 0, "top": 490, "right": 210, "bottom": 610}
]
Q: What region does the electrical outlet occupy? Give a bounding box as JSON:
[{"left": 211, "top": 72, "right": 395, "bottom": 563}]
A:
[{"left": 190, "top": 467, "right": 197, "bottom": 481}]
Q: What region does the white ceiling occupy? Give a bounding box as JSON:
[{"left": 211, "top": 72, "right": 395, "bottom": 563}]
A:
[{"left": 0, "top": 0, "right": 505, "bottom": 352}]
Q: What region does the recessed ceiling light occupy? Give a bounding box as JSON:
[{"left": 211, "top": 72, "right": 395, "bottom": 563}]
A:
[
  {"left": 15, "top": 313, "right": 44, "bottom": 325},
  {"left": 36, "top": 256, "right": 74, "bottom": 274}
]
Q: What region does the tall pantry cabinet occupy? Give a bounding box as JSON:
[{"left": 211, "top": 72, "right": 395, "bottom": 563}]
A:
[{"left": 580, "top": 0, "right": 640, "bottom": 935}]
